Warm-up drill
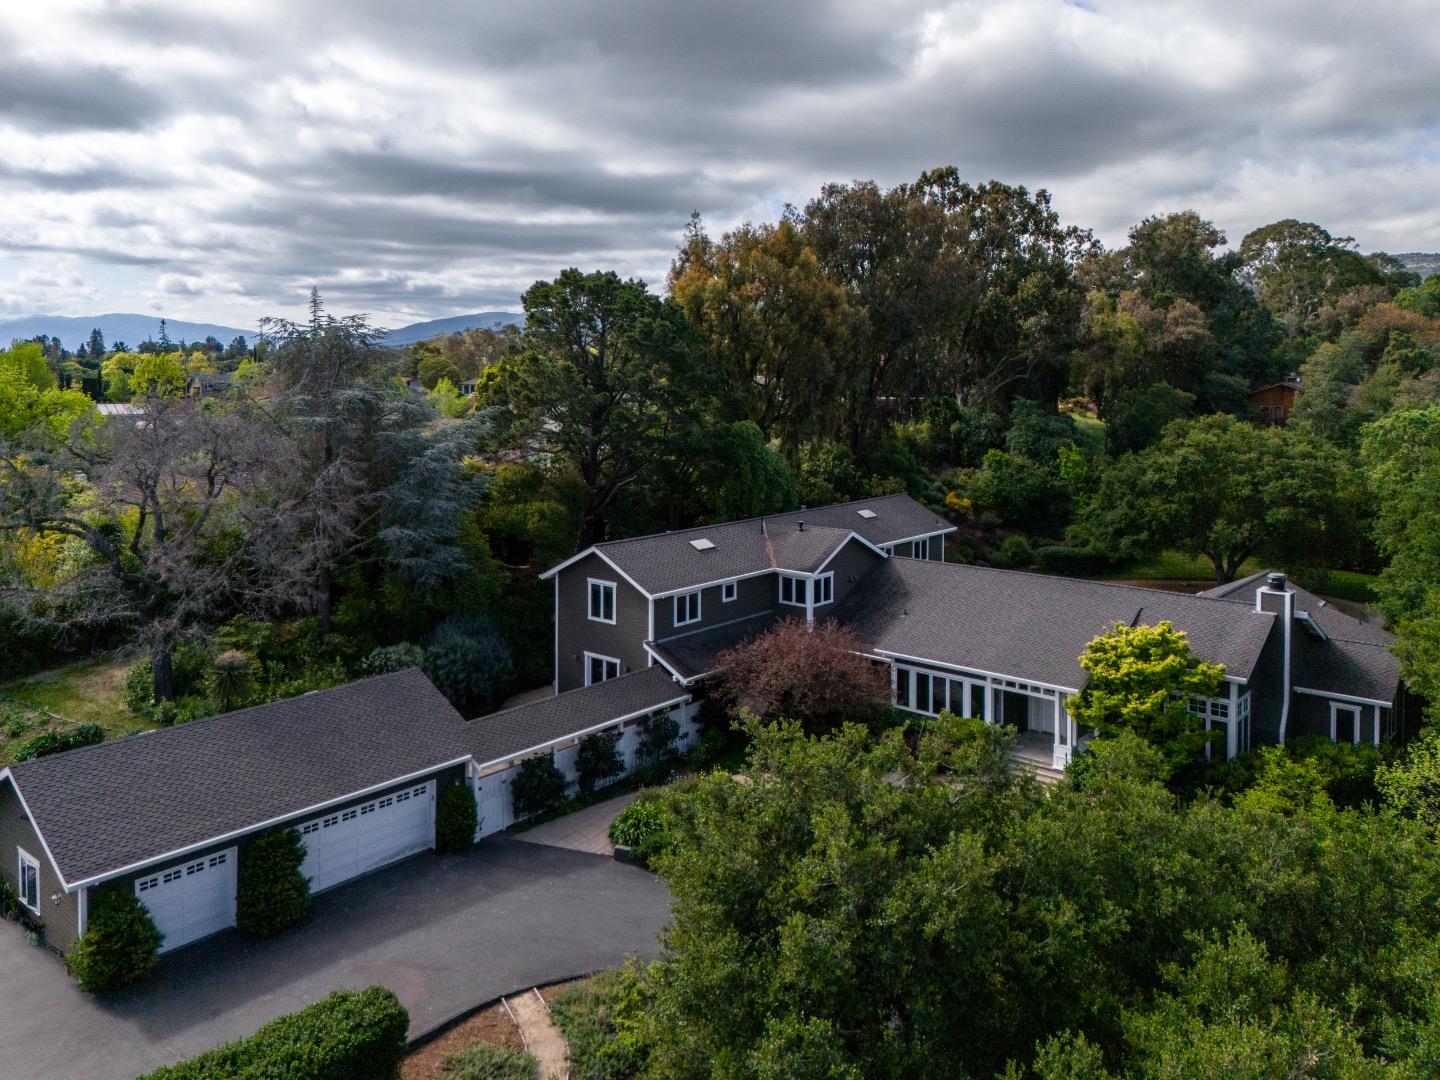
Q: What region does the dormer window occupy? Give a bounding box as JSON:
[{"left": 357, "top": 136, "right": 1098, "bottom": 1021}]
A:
[
  {"left": 588, "top": 579, "right": 616, "bottom": 624},
  {"left": 674, "top": 590, "right": 701, "bottom": 626}
]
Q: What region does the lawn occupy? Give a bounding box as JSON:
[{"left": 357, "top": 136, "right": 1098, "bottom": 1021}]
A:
[
  {"left": 1071, "top": 413, "right": 1107, "bottom": 455},
  {"left": 0, "top": 654, "right": 147, "bottom": 764},
  {"left": 1098, "top": 551, "right": 1379, "bottom": 604}
]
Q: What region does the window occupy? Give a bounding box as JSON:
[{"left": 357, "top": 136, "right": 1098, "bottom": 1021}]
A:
[
  {"left": 588, "top": 579, "right": 616, "bottom": 624},
  {"left": 17, "top": 849, "right": 39, "bottom": 913},
  {"left": 722, "top": 581, "right": 738, "bottom": 603},
  {"left": 586, "top": 652, "right": 621, "bottom": 686},
  {"left": 779, "top": 575, "right": 808, "bottom": 607},
  {"left": 912, "top": 537, "right": 930, "bottom": 559},
  {"left": 881, "top": 545, "right": 894, "bottom": 556},
  {"left": 674, "top": 590, "right": 701, "bottom": 626},
  {"left": 814, "top": 573, "right": 834, "bottom": 606},
  {"left": 893, "top": 664, "right": 988, "bottom": 718},
  {"left": 1331, "top": 701, "right": 1362, "bottom": 745}
]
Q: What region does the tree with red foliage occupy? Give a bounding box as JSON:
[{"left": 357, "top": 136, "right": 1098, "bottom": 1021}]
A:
[{"left": 714, "top": 618, "right": 891, "bottom": 729}]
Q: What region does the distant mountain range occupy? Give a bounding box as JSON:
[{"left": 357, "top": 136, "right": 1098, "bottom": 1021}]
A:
[
  {"left": 1395, "top": 253, "right": 1440, "bottom": 280},
  {"left": 0, "top": 311, "right": 525, "bottom": 351}
]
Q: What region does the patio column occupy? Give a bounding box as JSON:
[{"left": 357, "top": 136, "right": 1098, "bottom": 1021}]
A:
[
  {"left": 1052, "top": 694, "right": 1067, "bottom": 769},
  {"left": 1373, "top": 703, "right": 1382, "bottom": 747},
  {"left": 983, "top": 676, "right": 993, "bottom": 724},
  {"left": 1228, "top": 681, "right": 1240, "bottom": 760}
]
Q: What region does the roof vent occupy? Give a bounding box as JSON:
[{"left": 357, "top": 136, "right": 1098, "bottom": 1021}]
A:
[
  {"left": 797, "top": 521, "right": 805, "bottom": 531},
  {"left": 856, "top": 509, "right": 877, "bottom": 519},
  {"left": 689, "top": 538, "right": 716, "bottom": 551},
  {"left": 1266, "top": 572, "right": 1287, "bottom": 590}
]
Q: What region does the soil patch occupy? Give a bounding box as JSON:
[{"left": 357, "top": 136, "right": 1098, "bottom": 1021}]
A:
[{"left": 403, "top": 999, "right": 525, "bottom": 1080}]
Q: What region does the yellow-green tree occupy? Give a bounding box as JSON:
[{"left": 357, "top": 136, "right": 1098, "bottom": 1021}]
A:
[{"left": 1069, "top": 620, "right": 1225, "bottom": 771}]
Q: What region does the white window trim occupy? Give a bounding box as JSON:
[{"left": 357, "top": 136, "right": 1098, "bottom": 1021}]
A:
[
  {"left": 721, "top": 581, "right": 738, "bottom": 603},
  {"left": 583, "top": 652, "right": 621, "bottom": 686},
  {"left": 813, "top": 572, "right": 834, "bottom": 607},
  {"left": 778, "top": 574, "right": 809, "bottom": 608},
  {"left": 1330, "top": 700, "right": 1363, "bottom": 745},
  {"left": 673, "top": 590, "right": 702, "bottom": 627},
  {"left": 587, "top": 578, "right": 617, "bottom": 624},
  {"left": 913, "top": 538, "right": 929, "bottom": 559},
  {"left": 17, "top": 847, "right": 40, "bottom": 914}
]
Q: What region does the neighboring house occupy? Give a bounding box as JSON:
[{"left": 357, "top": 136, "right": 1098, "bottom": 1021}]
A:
[
  {"left": 94, "top": 402, "right": 145, "bottom": 418},
  {"left": 185, "top": 371, "right": 234, "bottom": 398},
  {"left": 1248, "top": 375, "right": 1302, "bottom": 426},
  {"left": 544, "top": 495, "right": 1403, "bottom": 770},
  {"left": 0, "top": 667, "right": 696, "bottom": 959}
]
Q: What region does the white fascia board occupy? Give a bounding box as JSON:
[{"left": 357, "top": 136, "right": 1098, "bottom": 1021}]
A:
[
  {"left": 471, "top": 695, "right": 693, "bottom": 773},
  {"left": 814, "top": 532, "right": 888, "bottom": 575},
  {"left": 0, "top": 769, "right": 71, "bottom": 894},
  {"left": 1294, "top": 686, "right": 1392, "bottom": 707},
  {"left": 540, "top": 548, "right": 655, "bottom": 599},
  {"left": 884, "top": 526, "right": 958, "bottom": 548},
  {"left": 68, "top": 755, "right": 475, "bottom": 892},
  {"left": 651, "top": 567, "right": 776, "bottom": 601},
  {"left": 869, "top": 649, "right": 1080, "bottom": 695},
  {"left": 643, "top": 643, "right": 697, "bottom": 685}
]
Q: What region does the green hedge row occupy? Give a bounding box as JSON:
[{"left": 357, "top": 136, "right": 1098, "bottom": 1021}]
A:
[
  {"left": 12, "top": 723, "right": 104, "bottom": 761},
  {"left": 139, "top": 986, "right": 409, "bottom": 1079}
]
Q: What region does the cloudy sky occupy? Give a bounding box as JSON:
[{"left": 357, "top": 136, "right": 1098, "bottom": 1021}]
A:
[{"left": 1, "top": 0, "right": 1437, "bottom": 329}]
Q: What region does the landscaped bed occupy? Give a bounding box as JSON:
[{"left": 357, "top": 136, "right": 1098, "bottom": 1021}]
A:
[{"left": 402, "top": 998, "right": 530, "bottom": 1080}]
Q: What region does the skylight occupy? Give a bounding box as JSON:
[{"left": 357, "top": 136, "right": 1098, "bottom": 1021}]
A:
[
  {"left": 856, "top": 509, "right": 877, "bottom": 519},
  {"left": 689, "top": 538, "right": 716, "bottom": 551}
]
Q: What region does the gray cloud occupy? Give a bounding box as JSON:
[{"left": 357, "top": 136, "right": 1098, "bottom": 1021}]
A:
[{"left": 0, "top": 0, "right": 1436, "bottom": 326}]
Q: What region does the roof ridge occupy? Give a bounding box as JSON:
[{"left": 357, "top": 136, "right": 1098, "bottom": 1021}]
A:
[
  {"left": 9, "top": 667, "right": 436, "bottom": 774},
  {"left": 593, "top": 493, "right": 923, "bottom": 550}
]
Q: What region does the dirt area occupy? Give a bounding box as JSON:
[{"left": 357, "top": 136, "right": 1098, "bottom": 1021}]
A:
[{"left": 402, "top": 999, "right": 526, "bottom": 1080}]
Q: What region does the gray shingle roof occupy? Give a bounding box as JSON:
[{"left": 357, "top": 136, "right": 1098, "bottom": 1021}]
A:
[
  {"left": 1199, "top": 571, "right": 1399, "bottom": 700},
  {"left": 568, "top": 494, "right": 952, "bottom": 595},
  {"left": 7, "top": 669, "right": 471, "bottom": 886},
  {"left": 461, "top": 666, "right": 689, "bottom": 764},
  {"left": 648, "top": 611, "right": 779, "bottom": 682},
  {"left": 835, "top": 560, "right": 1276, "bottom": 690}
]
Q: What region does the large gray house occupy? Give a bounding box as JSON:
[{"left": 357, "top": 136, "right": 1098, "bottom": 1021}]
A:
[
  {"left": 543, "top": 493, "right": 1404, "bottom": 770},
  {"left": 0, "top": 495, "right": 1404, "bottom": 962}
]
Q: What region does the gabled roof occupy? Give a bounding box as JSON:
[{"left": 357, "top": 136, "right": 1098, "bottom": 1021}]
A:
[
  {"left": 462, "top": 666, "right": 689, "bottom": 765},
  {"left": 7, "top": 669, "right": 472, "bottom": 888},
  {"left": 647, "top": 611, "right": 779, "bottom": 683},
  {"left": 541, "top": 494, "right": 953, "bottom": 596},
  {"left": 835, "top": 560, "right": 1275, "bottom": 690},
  {"left": 1201, "top": 571, "right": 1399, "bottom": 702}
]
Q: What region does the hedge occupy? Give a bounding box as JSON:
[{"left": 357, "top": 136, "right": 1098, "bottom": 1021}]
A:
[
  {"left": 12, "top": 723, "right": 104, "bottom": 761},
  {"left": 68, "top": 889, "right": 162, "bottom": 993},
  {"left": 235, "top": 828, "right": 309, "bottom": 937},
  {"left": 138, "top": 986, "right": 409, "bottom": 1080},
  {"left": 1034, "top": 545, "right": 1112, "bottom": 576},
  {"left": 436, "top": 782, "right": 478, "bottom": 853}
]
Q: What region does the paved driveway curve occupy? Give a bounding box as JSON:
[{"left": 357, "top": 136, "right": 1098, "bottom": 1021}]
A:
[{"left": 0, "top": 838, "right": 671, "bottom": 1080}]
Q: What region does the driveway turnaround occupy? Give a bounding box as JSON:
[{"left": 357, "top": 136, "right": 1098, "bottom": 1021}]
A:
[{"left": 0, "top": 838, "right": 671, "bottom": 1080}]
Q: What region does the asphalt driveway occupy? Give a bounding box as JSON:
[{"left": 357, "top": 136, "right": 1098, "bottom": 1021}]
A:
[{"left": 0, "top": 838, "right": 671, "bottom": 1080}]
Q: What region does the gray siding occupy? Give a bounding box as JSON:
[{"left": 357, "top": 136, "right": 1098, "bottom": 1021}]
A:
[
  {"left": 653, "top": 572, "right": 774, "bottom": 639},
  {"left": 556, "top": 553, "right": 653, "bottom": 692},
  {"left": 1247, "top": 621, "right": 1286, "bottom": 747},
  {"left": 1, "top": 778, "right": 80, "bottom": 954},
  {"left": 1288, "top": 694, "right": 1386, "bottom": 744},
  {"left": 818, "top": 538, "right": 886, "bottom": 613}
]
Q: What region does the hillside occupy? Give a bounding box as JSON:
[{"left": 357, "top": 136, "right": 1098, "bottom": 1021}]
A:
[
  {"left": 381, "top": 311, "right": 524, "bottom": 345},
  {"left": 1394, "top": 252, "right": 1440, "bottom": 279}
]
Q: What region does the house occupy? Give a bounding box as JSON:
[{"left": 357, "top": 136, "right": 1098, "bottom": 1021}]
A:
[
  {"left": 544, "top": 495, "right": 1403, "bottom": 771},
  {"left": 0, "top": 667, "right": 696, "bottom": 959},
  {"left": 1248, "top": 375, "right": 1302, "bottom": 426},
  {"left": 185, "top": 371, "right": 235, "bottom": 398}
]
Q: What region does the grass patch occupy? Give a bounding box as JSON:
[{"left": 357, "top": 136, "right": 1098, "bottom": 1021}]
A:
[
  {"left": 0, "top": 655, "right": 148, "bottom": 764},
  {"left": 1072, "top": 413, "right": 1107, "bottom": 455},
  {"left": 550, "top": 969, "right": 645, "bottom": 1080},
  {"left": 1100, "top": 550, "right": 1262, "bottom": 583},
  {"left": 437, "top": 1044, "right": 537, "bottom": 1080},
  {"left": 1316, "top": 569, "right": 1379, "bottom": 605}
]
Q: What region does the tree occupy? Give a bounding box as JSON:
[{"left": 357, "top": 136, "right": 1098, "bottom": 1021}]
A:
[
  {"left": 1074, "top": 414, "right": 1365, "bottom": 582},
  {"left": 68, "top": 889, "right": 163, "bottom": 992},
  {"left": 0, "top": 342, "right": 93, "bottom": 442},
  {"left": 235, "top": 828, "right": 309, "bottom": 937},
  {"left": 487, "top": 269, "right": 693, "bottom": 547},
  {"left": 576, "top": 729, "right": 625, "bottom": 794},
  {"left": 671, "top": 216, "right": 856, "bottom": 456},
  {"left": 422, "top": 615, "right": 515, "bottom": 713},
  {"left": 714, "top": 618, "right": 891, "bottom": 729},
  {"left": 87, "top": 328, "right": 106, "bottom": 360},
  {"left": 1068, "top": 621, "right": 1225, "bottom": 771},
  {"left": 0, "top": 393, "right": 289, "bottom": 700},
  {"left": 1104, "top": 382, "right": 1195, "bottom": 455},
  {"left": 1359, "top": 407, "right": 1440, "bottom": 710}
]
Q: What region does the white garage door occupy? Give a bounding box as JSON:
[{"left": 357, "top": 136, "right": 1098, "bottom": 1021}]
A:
[
  {"left": 135, "top": 848, "right": 237, "bottom": 954},
  {"left": 473, "top": 764, "right": 520, "bottom": 840},
  {"left": 298, "top": 782, "right": 435, "bottom": 894}
]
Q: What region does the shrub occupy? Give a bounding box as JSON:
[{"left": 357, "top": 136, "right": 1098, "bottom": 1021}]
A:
[
  {"left": 122, "top": 646, "right": 211, "bottom": 715},
  {"left": 511, "top": 752, "right": 568, "bottom": 819},
  {"left": 0, "top": 878, "right": 19, "bottom": 920},
  {"left": 437, "top": 1043, "right": 538, "bottom": 1079},
  {"left": 608, "top": 797, "right": 675, "bottom": 865},
  {"left": 122, "top": 658, "right": 156, "bottom": 715},
  {"left": 235, "top": 828, "right": 309, "bottom": 937},
  {"left": 436, "top": 782, "right": 478, "bottom": 853},
  {"left": 208, "top": 650, "right": 253, "bottom": 712},
  {"left": 1035, "top": 545, "right": 1112, "bottom": 577},
  {"left": 69, "top": 889, "right": 163, "bottom": 993},
  {"left": 138, "top": 986, "right": 409, "bottom": 1079},
  {"left": 424, "top": 616, "right": 516, "bottom": 712},
  {"left": 362, "top": 642, "right": 427, "bottom": 677},
  {"left": 11, "top": 723, "right": 104, "bottom": 761},
  {"left": 576, "top": 729, "right": 625, "bottom": 794},
  {"left": 550, "top": 966, "right": 652, "bottom": 1080},
  {"left": 637, "top": 710, "right": 680, "bottom": 765},
  {"left": 686, "top": 726, "right": 727, "bottom": 767},
  {"left": 993, "top": 534, "right": 1035, "bottom": 569}
]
